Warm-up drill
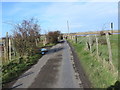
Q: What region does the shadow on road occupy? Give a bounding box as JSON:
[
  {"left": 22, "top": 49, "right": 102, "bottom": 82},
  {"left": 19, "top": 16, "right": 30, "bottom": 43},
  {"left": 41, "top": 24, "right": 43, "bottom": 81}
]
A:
[
  {"left": 57, "top": 40, "right": 65, "bottom": 44},
  {"left": 18, "top": 71, "right": 34, "bottom": 79},
  {"left": 46, "top": 47, "right": 64, "bottom": 55}
]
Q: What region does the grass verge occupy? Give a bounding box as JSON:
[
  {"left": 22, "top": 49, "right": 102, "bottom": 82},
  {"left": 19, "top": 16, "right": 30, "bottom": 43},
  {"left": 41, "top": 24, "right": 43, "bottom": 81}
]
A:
[
  {"left": 2, "top": 54, "right": 42, "bottom": 86},
  {"left": 68, "top": 40, "right": 117, "bottom": 88}
]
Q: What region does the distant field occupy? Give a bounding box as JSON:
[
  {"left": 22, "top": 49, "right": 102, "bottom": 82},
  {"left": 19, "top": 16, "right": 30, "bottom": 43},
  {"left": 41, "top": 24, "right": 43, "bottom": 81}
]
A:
[{"left": 64, "top": 30, "right": 119, "bottom": 36}]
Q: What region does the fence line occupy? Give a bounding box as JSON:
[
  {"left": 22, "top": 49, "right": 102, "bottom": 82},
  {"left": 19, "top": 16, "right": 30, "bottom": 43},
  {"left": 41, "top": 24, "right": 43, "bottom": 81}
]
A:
[
  {"left": 70, "top": 33, "right": 118, "bottom": 74},
  {"left": 95, "top": 35, "right": 99, "bottom": 60}
]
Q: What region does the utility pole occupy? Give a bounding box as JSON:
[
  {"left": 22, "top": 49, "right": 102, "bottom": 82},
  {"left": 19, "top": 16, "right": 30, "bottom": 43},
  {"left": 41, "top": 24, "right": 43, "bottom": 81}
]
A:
[{"left": 67, "top": 20, "right": 70, "bottom": 38}]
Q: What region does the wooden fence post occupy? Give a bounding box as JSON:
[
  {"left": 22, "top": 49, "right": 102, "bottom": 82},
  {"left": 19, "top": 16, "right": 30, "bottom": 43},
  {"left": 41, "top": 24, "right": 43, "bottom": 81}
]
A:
[
  {"left": 106, "top": 33, "right": 112, "bottom": 62},
  {"left": 3, "top": 40, "right": 6, "bottom": 63},
  {"left": 105, "top": 33, "right": 115, "bottom": 71},
  {"left": 75, "top": 35, "right": 77, "bottom": 43},
  {"left": 95, "top": 35, "right": 99, "bottom": 60},
  {"left": 9, "top": 38, "right": 11, "bottom": 61},
  {"left": 86, "top": 35, "right": 89, "bottom": 50},
  {"left": 88, "top": 35, "right": 92, "bottom": 52},
  {"left": 12, "top": 38, "right": 17, "bottom": 58},
  {"left": 6, "top": 32, "right": 9, "bottom": 62}
]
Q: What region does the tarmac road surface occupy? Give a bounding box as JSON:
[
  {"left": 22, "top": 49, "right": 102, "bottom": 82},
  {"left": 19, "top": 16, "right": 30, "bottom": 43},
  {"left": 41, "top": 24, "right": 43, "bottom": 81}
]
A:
[{"left": 11, "top": 40, "right": 83, "bottom": 89}]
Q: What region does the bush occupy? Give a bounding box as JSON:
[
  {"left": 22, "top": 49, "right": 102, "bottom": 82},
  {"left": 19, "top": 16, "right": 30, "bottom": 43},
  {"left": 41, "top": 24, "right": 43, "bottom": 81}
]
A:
[
  {"left": 46, "top": 31, "right": 61, "bottom": 44},
  {"left": 12, "top": 18, "right": 41, "bottom": 57}
]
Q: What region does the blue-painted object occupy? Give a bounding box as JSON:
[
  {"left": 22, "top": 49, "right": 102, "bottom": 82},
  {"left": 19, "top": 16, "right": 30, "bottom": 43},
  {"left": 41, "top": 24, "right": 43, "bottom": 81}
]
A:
[{"left": 41, "top": 48, "right": 48, "bottom": 55}]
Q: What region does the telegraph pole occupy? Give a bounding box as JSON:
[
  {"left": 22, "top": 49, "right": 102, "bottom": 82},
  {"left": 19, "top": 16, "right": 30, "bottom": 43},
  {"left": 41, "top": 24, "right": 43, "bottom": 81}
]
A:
[{"left": 67, "top": 20, "right": 70, "bottom": 38}]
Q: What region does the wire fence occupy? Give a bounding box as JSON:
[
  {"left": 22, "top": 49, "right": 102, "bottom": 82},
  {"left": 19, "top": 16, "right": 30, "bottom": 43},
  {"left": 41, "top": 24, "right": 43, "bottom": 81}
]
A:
[{"left": 69, "top": 33, "right": 118, "bottom": 75}]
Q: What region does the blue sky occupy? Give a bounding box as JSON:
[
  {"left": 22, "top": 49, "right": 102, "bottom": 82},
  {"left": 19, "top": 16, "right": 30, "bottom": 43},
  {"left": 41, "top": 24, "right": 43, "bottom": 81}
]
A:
[{"left": 1, "top": 1, "right": 118, "bottom": 37}]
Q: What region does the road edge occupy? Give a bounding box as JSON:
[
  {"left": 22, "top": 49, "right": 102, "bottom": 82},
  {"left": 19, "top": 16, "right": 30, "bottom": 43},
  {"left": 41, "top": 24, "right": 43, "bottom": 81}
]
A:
[{"left": 67, "top": 41, "right": 92, "bottom": 88}]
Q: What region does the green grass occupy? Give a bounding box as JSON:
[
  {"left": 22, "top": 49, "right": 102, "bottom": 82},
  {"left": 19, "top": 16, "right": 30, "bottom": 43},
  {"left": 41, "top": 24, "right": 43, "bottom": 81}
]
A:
[
  {"left": 77, "top": 34, "right": 118, "bottom": 71},
  {"left": 2, "top": 54, "right": 42, "bottom": 86},
  {"left": 69, "top": 39, "right": 117, "bottom": 88},
  {"left": 110, "top": 35, "right": 118, "bottom": 71},
  {"left": 44, "top": 43, "right": 56, "bottom": 47}
]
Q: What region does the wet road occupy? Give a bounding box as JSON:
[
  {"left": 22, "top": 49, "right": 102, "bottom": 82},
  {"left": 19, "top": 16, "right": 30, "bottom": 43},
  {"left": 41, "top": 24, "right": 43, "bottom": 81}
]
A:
[{"left": 11, "top": 41, "right": 83, "bottom": 89}]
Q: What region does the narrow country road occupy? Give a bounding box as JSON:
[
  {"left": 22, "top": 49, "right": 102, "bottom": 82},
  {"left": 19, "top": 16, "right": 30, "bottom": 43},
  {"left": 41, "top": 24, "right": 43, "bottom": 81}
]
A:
[{"left": 11, "top": 41, "right": 84, "bottom": 89}]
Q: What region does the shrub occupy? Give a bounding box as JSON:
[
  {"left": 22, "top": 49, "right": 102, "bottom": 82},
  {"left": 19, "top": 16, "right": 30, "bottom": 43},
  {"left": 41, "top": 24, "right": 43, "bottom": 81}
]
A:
[
  {"left": 12, "top": 18, "right": 41, "bottom": 57},
  {"left": 46, "top": 31, "right": 61, "bottom": 44}
]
